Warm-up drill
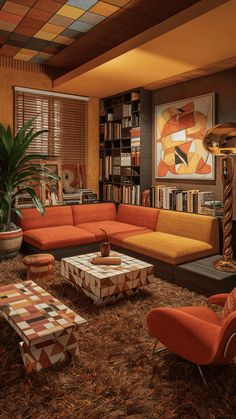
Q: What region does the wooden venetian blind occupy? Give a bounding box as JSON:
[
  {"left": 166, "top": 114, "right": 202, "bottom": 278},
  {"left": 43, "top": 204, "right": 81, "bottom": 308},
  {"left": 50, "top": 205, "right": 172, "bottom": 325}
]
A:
[{"left": 14, "top": 87, "right": 88, "bottom": 165}]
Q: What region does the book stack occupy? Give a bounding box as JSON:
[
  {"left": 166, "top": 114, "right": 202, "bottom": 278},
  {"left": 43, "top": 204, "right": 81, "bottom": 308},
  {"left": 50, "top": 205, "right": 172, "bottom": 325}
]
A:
[
  {"left": 104, "top": 155, "right": 112, "bottom": 178},
  {"left": 149, "top": 186, "right": 216, "bottom": 215},
  {"left": 15, "top": 193, "right": 35, "bottom": 208},
  {"left": 63, "top": 189, "right": 95, "bottom": 205},
  {"left": 130, "top": 127, "right": 140, "bottom": 166},
  {"left": 121, "top": 152, "right": 131, "bottom": 166},
  {"left": 122, "top": 184, "right": 140, "bottom": 205}
]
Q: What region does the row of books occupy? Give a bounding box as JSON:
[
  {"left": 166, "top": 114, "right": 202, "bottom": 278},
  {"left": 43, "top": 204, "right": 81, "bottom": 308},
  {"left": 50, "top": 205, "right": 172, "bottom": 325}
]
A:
[
  {"left": 100, "top": 122, "right": 122, "bottom": 141},
  {"left": 103, "top": 184, "right": 141, "bottom": 205},
  {"left": 145, "top": 186, "right": 223, "bottom": 215},
  {"left": 131, "top": 138, "right": 140, "bottom": 166}
]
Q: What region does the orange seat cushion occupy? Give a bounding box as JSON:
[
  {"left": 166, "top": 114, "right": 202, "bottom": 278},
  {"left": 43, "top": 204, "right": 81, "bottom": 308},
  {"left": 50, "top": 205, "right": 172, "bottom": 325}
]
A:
[
  {"left": 23, "top": 226, "right": 95, "bottom": 250},
  {"left": 110, "top": 229, "right": 153, "bottom": 247},
  {"left": 123, "top": 232, "right": 215, "bottom": 265},
  {"left": 116, "top": 204, "right": 160, "bottom": 230},
  {"left": 72, "top": 203, "right": 116, "bottom": 225},
  {"left": 18, "top": 206, "right": 73, "bottom": 231},
  {"left": 77, "top": 220, "right": 147, "bottom": 241}
]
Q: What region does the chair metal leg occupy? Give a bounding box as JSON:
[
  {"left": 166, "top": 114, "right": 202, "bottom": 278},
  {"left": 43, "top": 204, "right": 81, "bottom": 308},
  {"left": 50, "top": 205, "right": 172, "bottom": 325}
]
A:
[
  {"left": 152, "top": 340, "right": 167, "bottom": 356},
  {"left": 196, "top": 364, "right": 207, "bottom": 386}
]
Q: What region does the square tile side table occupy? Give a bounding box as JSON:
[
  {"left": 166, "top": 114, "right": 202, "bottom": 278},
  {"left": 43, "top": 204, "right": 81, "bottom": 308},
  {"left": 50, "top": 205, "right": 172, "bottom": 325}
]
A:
[
  {"left": 61, "top": 251, "right": 154, "bottom": 304},
  {"left": 0, "top": 280, "right": 86, "bottom": 372}
]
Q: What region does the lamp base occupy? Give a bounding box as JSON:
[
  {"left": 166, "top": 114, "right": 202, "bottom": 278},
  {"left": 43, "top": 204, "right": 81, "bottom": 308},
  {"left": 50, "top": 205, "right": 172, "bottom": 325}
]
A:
[{"left": 213, "top": 257, "right": 236, "bottom": 272}]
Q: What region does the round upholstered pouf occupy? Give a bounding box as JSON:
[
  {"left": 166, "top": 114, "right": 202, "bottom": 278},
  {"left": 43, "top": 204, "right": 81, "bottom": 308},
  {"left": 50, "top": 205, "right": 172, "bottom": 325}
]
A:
[{"left": 23, "top": 254, "right": 55, "bottom": 282}]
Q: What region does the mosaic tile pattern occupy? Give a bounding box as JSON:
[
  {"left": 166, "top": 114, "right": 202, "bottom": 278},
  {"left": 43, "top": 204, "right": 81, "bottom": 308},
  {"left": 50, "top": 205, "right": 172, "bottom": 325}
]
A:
[
  {"left": 61, "top": 251, "right": 154, "bottom": 305},
  {"left": 0, "top": 0, "right": 131, "bottom": 63},
  {"left": 0, "top": 280, "right": 86, "bottom": 372}
]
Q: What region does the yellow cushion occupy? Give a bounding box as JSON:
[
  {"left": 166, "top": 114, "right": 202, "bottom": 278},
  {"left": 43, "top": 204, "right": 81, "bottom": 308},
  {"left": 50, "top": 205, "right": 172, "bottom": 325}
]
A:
[
  {"left": 157, "top": 210, "right": 219, "bottom": 252},
  {"left": 123, "top": 232, "right": 215, "bottom": 265}
]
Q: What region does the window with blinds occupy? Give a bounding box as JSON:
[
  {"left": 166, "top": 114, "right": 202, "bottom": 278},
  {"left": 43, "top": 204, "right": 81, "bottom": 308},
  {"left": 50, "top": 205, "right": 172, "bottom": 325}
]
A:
[{"left": 14, "top": 88, "right": 88, "bottom": 165}]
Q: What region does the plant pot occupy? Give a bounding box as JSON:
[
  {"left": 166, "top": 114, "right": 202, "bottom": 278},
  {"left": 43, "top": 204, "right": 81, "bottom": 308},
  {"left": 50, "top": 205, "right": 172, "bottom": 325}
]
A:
[
  {"left": 0, "top": 227, "right": 23, "bottom": 260},
  {"left": 100, "top": 241, "right": 110, "bottom": 257}
]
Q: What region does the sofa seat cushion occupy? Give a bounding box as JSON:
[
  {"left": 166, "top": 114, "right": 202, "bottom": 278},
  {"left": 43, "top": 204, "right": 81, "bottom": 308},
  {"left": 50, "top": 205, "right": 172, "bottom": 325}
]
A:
[
  {"left": 117, "top": 204, "right": 160, "bottom": 230},
  {"left": 123, "top": 232, "right": 215, "bottom": 265},
  {"left": 77, "top": 220, "right": 147, "bottom": 241},
  {"left": 23, "top": 226, "right": 95, "bottom": 250},
  {"left": 110, "top": 229, "right": 153, "bottom": 247}
]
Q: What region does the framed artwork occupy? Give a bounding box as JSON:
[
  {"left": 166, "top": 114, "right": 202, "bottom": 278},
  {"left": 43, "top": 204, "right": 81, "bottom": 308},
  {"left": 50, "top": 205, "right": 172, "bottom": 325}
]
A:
[
  {"left": 41, "top": 160, "right": 63, "bottom": 206},
  {"left": 155, "top": 93, "right": 215, "bottom": 180}
]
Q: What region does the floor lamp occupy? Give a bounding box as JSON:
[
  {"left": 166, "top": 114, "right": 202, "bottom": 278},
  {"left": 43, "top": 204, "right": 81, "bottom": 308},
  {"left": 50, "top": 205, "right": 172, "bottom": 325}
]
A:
[{"left": 204, "top": 123, "right": 236, "bottom": 272}]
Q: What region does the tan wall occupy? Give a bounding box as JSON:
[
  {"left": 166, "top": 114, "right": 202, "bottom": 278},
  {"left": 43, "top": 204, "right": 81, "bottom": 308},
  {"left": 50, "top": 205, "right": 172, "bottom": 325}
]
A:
[{"left": 0, "top": 59, "right": 99, "bottom": 195}]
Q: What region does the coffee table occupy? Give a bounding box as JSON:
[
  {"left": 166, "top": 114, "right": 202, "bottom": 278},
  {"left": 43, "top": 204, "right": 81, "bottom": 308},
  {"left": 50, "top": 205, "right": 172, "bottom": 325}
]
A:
[
  {"left": 0, "top": 280, "right": 86, "bottom": 372},
  {"left": 61, "top": 251, "right": 154, "bottom": 304}
]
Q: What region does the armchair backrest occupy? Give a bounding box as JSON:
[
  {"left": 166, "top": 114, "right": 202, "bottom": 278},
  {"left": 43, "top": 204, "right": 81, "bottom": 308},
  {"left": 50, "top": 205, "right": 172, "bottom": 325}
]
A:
[{"left": 212, "top": 312, "right": 236, "bottom": 364}]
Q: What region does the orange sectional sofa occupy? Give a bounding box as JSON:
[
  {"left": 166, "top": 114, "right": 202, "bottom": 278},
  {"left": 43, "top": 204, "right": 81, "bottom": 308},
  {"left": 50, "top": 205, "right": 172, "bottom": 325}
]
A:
[{"left": 18, "top": 203, "right": 219, "bottom": 282}]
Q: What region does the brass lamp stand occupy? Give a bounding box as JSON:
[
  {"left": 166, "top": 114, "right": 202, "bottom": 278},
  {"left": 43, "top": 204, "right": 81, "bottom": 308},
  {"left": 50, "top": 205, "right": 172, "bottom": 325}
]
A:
[{"left": 204, "top": 123, "right": 236, "bottom": 272}]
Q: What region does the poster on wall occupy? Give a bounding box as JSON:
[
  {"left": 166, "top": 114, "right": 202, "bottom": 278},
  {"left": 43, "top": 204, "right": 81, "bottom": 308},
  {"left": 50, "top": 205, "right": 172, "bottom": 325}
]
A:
[{"left": 155, "top": 93, "right": 215, "bottom": 180}]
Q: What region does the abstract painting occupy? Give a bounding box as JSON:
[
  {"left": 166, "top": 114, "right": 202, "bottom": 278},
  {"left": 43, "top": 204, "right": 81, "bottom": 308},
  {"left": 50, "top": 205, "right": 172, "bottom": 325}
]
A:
[{"left": 155, "top": 93, "right": 215, "bottom": 180}]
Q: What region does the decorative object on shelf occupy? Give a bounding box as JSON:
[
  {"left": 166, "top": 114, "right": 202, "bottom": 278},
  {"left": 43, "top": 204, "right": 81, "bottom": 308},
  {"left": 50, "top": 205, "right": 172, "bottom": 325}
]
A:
[
  {"left": 100, "top": 228, "right": 110, "bottom": 257},
  {"left": 155, "top": 93, "right": 215, "bottom": 180},
  {"left": 41, "top": 160, "right": 63, "bottom": 206},
  {"left": 204, "top": 122, "right": 236, "bottom": 272},
  {"left": 0, "top": 118, "right": 59, "bottom": 259}
]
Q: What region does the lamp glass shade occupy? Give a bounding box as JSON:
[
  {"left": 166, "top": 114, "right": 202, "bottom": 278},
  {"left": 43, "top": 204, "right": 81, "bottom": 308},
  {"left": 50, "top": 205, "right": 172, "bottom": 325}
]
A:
[{"left": 204, "top": 123, "right": 236, "bottom": 155}]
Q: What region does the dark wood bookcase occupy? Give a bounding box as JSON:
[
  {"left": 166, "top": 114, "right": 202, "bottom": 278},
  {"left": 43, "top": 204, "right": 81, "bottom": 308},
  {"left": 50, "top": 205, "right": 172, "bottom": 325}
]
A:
[{"left": 99, "top": 87, "right": 152, "bottom": 204}]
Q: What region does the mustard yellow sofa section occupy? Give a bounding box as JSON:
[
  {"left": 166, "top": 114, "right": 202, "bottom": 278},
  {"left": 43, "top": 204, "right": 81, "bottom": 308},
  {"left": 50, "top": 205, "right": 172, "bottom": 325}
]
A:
[
  {"left": 123, "top": 232, "right": 215, "bottom": 265},
  {"left": 156, "top": 210, "right": 219, "bottom": 253}
]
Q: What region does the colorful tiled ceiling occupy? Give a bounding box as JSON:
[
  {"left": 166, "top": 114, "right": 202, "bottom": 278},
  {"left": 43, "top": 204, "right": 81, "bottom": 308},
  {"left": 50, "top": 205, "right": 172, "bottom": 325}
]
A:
[{"left": 0, "top": 0, "right": 131, "bottom": 63}]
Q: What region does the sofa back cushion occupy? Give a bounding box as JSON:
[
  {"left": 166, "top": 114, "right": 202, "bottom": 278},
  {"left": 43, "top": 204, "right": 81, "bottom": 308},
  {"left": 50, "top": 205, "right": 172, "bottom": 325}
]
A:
[
  {"left": 17, "top": 206, "right": 73, "bottom": 231},
  {"left": 156, "top": 210, "right": 219, "bottom": 251},
  {"left": 117, "top": 204, "right": 160, "bottom": 231},
  {"left": 72, "top": 203, "right": 116, "bottom": 225}
]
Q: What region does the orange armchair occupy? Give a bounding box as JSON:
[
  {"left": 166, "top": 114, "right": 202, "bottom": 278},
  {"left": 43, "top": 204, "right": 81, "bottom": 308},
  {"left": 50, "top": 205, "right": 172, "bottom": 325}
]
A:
[{"left": 146, "top": 292, "right": 236, "bottom": 383}]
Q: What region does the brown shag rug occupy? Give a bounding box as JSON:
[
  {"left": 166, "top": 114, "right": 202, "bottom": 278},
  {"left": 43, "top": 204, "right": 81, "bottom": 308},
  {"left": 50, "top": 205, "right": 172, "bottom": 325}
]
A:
[{"left": 0, "top": 255, "right": 235, "bottom": 419}]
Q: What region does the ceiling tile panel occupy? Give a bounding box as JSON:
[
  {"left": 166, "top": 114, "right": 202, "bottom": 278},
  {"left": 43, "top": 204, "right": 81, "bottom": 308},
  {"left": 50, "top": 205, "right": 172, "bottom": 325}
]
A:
[
  {"left": 16, "top": 17, "right": 45, "bottom": 31},
  {"left": 90, "top": 1, "right": 119, "bottom": 16},
  {"left": 0, "top": 29, "right": 11, "bottom": 43},
  {"left": 0, "top": 20, "right": 17, "bottom": 32},
  {"left": 53, "top": 33, "right": 75, "bottom": 44},
  {"left": 69, "top": 19, "right": 93, "bottom": 32},
  {"left": 12, "top": 0, "right": 38, "bottom": 6},
  {"left": 2, "top": 1, "right": 30, "bottom": 16},
  {"left": 79, "top": 10, "right": 106, "bottom": 25},
  {"left": 49, "top": 14, "right": 74, "bottom": 27},
  {"left": 15, "top": 48, "right": 38, "bottom": 60},
  {"left": 102, "top": 0, "right": 130, "bottom": 6},
  {"left": 26, "top": 37, "right": 50, "bottom": 50},
  {"left": 66, "top": 0, "right": 98, "bottom": 10},
  {"left": 0, "top": 10, "right": 23, "bottom": 24},
  {"left": 43, "top": 41, "right": 65, "bottom": 53},
  {"left": 34, "top": 0, "right": 64, "bottom": 13},
  {"left": 57, "top": 4, "right": 85, "bottom": 18},
  {"left": 26, "top": 8, "right": 53, "bottom": 22},
  {"left": 41, "top": 23, "right": 65, "bottom": 34},
  {"left": 34, "top": 30, "right": 57, "bottom": 41},
  {"left": 61, "top": 27, "right": 81, "bottom": 37},
  {"left": 14, "top": 26, "right": 39, "bottom": 37},
  {"left": 0, "top": 44, "right": 20, "bottom": 56}
]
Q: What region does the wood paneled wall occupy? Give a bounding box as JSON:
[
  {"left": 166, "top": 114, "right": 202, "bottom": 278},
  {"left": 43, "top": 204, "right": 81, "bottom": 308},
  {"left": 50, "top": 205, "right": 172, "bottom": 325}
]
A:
[
  {"left": 152, "top": 67, "right": 236, "bottom": 216},
  {"left": 0, "top": 59, "right": 99, "bottom": 195}
]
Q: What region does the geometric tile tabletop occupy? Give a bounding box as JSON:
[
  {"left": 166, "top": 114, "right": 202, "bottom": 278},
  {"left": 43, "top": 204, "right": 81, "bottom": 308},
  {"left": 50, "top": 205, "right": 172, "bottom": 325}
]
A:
[
  {"left": 0, "top": 280, "right": 86, "bottom": 372},
  {"left": 61, "top": 251, "right": 154, "bottom": 305}
]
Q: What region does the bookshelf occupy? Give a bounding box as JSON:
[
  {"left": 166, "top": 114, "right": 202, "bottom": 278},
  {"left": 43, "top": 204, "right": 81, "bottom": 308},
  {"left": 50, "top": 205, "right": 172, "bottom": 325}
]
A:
[{"left": 99, "top": 88, "right": 152, "bottom": 205}]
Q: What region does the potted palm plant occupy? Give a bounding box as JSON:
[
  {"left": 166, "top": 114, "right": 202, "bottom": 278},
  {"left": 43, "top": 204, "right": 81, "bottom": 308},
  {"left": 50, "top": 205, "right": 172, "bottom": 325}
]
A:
[{"left": 0, "top": 118, "right": 59, "bottom": 259}]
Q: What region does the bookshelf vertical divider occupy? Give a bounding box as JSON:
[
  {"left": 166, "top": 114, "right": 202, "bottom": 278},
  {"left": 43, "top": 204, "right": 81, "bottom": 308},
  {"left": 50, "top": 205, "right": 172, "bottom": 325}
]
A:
[{"left": 99, "top": 88, "right": 152, "bottom": 205}]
